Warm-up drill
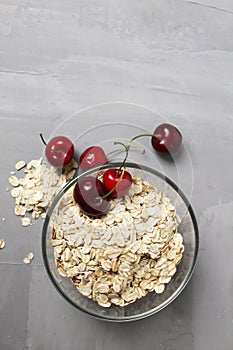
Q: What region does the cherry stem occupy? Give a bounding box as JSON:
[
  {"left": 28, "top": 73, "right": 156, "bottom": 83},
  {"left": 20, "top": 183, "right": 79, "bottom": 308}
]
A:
[
  {"left": 99, "top": 134, "right": 157, "bottom": 200},
  {"left": 97, "top": 168, "right": 126, "bottom": 200},
  {"left": 130, "top": 133, "right": 162, "bottom": 143},
  {"left": 40, "top": 133, "right": 62, "bottom": 155},
  {"left": 98, "top": 142, "right": 129, "bottom": 199},
  {"left": 114, "top": 141, "right": 129, "bottom": 172}
]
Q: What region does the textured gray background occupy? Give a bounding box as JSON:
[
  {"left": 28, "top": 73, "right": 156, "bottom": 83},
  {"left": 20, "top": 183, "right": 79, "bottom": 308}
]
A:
[{"left": 0, "top": 1, "right": 233, "bottom": 349}]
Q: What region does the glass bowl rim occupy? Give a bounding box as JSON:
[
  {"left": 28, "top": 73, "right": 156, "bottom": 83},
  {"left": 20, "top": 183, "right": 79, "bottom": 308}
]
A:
[{"left": 42, "top": 162, "right": 199, "bottom": 322}]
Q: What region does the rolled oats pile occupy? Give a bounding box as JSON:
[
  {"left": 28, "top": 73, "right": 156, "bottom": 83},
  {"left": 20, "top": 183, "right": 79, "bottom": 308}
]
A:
[
  {"left": 7, "top": 158, "right": 77, "bottom": 264},
  {"left": 9, "top": 158, "right": 78, "bottom": 225},
  {"left": 51, "top": 176, "right": 184, "bottom": 308}
]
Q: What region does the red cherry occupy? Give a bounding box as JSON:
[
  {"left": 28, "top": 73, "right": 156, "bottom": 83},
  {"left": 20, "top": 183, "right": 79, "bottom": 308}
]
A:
[
  {"left": 151, "top": 123, "right": 182, "bottom": 153},
  {"left": 73, "top": 176, "right": 110, "bottom": 217},
  {"left": 80, "top": 146, "right": 108, "bottom": 171},
  {"left": 103, "top": 169, "right": 132, "bottom": 199},
  {"left": 40, "top": 134, "right": 74, "bottom": 168}
]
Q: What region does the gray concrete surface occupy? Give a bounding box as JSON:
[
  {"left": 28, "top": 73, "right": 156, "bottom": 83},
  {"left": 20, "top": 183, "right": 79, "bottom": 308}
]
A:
[{"left": 0, "top": 1, "right": 233, "bottom": 349}]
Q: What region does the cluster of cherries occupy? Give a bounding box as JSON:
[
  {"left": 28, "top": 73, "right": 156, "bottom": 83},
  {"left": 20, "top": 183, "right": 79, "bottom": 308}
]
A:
[{"left": 41, "top": 123, "right": 182, "bottom": 217}]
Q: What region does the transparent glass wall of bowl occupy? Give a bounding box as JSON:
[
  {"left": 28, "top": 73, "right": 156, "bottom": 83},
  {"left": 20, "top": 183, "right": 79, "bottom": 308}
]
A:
[{"left": 42, "top": 163, "right": 198, "bottom": 322}]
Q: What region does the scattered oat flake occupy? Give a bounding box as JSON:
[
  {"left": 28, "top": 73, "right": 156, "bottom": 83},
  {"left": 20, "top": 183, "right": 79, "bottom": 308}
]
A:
[
  {"left": 9, "top": 175, "right": 19, "bottom": 187},
  {"left": 6, "top": 187, "right": 9, "bottom": 192},
  {"left": 27, "top": 252, "right": 34, "bottom": 260},
  {"left": 2, "top": 218, "right": 6, "bottom": 222},
  {"left": 21, "top": 217, "right": 31, "bottom": 227},
  {"left": 15, "top": 160, "right": 26, "bottom": 171},
  {"left": 10, "top": 171, "right": 16, "bottom": 175},
  {"left": 11, "top": 187, "right": 20, "bottom": 198},
  {"left": 23, "top": 252, "right": 34, "bottom": 264},
  {"left": 23, "top": 257, "right": 31, "bottom": 264},
  {"left": 15, "top": 205, "right": 26, "bottom": 216},
  {"left": 0, "top": 239, "right": 5, "bottom": 249}
]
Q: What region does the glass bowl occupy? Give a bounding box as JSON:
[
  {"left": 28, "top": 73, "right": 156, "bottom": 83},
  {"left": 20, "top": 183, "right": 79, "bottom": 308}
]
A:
[{"left": 42, "top": 162, "right": 199, "bottom": 322}]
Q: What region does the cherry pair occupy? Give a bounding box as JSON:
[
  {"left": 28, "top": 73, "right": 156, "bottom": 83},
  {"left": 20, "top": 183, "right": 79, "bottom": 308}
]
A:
[
  {"left": 73, "top": 169, "right": 132, "bottom": 217},
  {"left": 75, "top": 146, "right": 133, "bottom": 216}
]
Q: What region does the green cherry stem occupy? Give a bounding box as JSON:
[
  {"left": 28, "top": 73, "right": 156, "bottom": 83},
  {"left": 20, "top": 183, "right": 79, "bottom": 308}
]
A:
[
  {"left": 108, "top": 134, "right": 160, "bottom": 168},
  {"left": 99, "top": 134, "right": 154, "bottom": 200},
  {"left": 40, "top": 133, "right": 62, "bottom": 155},
  {"left": 130, "top": 133, "right": 162, "bottom": 143},
  {"left": 114, "top": 141, "right": 129, "bottom": 172},
  {"left": 98, "top": 138, "right": 136, "bottom": 200}
]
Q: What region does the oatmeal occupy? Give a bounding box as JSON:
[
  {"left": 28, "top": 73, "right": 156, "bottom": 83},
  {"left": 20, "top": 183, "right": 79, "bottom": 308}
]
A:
[
  {"left": 9, "top": 158, "right": 78, "bottom": 225},
  {"left": 50, "top": 175, "right": 184, "bottom": 308}
]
